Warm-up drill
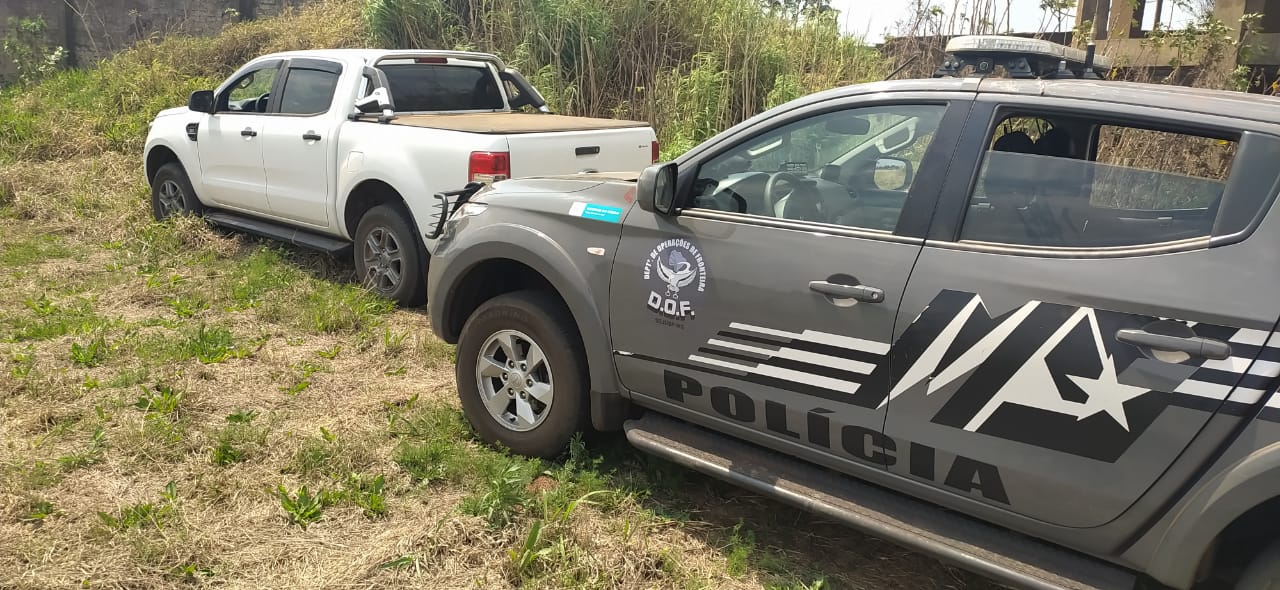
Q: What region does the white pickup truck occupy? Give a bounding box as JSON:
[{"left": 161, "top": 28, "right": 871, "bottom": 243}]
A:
[{"left": 143, "top": 49, "right": 658, "bottom": 305}]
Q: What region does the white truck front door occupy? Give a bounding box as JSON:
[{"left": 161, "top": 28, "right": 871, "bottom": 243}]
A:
[
  {"left": 197, "top": 60, "right": 279, "bottom": 214},
  {"left": 260, "top": 59, "right": 343, "bottom": 229}
]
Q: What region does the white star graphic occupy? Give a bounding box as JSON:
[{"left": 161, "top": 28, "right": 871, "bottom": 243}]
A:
[
  {"left": 964, "top": 306, "right": 1152, "bottom": 433},
  {"left": 1067, "top": 354, "right": 1150, "bottom": 431}
]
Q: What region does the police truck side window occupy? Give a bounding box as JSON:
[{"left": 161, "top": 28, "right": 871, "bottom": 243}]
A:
[
  {"left": 961, "top": 115, "right": 1237, "bottom": 248},
  {"left": 689, "top": 104, "right": 946, "bottom": 232}
]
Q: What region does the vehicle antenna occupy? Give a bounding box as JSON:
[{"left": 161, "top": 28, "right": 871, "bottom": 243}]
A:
[{"left": 885, "top": 55, "right": 920, "bottom": 81}]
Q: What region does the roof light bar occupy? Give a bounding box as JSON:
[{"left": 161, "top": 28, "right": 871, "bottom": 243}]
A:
[{"left": 935, "top": 35, "right": 1113, "bottom": 80}]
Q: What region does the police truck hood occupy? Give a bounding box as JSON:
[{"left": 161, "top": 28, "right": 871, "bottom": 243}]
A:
[{"left": 475, "top": 174, "right": 640, "bottom": 221}]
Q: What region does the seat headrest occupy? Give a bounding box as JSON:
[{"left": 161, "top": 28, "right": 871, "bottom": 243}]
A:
[
  {"left": 1035, "top": 128, "right": 1075, "bottom": 158},
  {"left": 993, "top": 131, "right": 1034, "bottom": 153}
]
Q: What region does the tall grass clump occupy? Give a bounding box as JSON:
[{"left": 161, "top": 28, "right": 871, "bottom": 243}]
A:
[
  {"left": 362, "top": 0, "right": 888, "bottom": 156},
  {"left": 0, "top": 0, "right": 366, "bottom": 164}
]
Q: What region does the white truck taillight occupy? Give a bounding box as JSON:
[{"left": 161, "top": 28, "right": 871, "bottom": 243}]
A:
[
  {"left": 469, "top": 151, "right": 510, "bottom": 183},
  {"left": 651, "top": 140, "right": 660, "bottom": 164}
]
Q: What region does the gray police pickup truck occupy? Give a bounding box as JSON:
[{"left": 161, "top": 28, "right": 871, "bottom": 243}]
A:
[{"left": 427, "top": 36, "right": 1280, "bottom": 590}]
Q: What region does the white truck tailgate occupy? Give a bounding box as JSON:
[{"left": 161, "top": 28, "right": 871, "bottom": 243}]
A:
[{"left": 508, "top": 128, "right": 654, "bottom": 176}]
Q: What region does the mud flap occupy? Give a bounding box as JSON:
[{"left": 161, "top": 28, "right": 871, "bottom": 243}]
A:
[{"left": 590, "top": 389, "right": 628, "bottom": 431}]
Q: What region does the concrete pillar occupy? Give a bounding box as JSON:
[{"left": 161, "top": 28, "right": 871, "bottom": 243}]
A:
[
  {"left": 1213, "top": 0, "right": 1248, "bottom": 29},
  {"left": 1075, "top": 0, "right": 1113, "bottom": 40},
  {"left": 1105, "top": 0, "right": 1136, "bottom": 39}
]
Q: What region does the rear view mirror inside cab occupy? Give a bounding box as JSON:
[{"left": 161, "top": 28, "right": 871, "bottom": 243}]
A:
[{"left": 824, "top": 116, "right": 871, "bottom": 135}]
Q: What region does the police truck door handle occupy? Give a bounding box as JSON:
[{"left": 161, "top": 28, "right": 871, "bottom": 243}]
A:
[
  {"left": 809, "top": 281, "right": 885, "bottom": 303},
  {"left": 301, "top": 132, "right": 322, "bottom": 141},
  {"left": 240, "top": 128, "right": 257, "bottom": 137},
  {"left": 1116, "top": 329, "right": 1232, "bottom": 360}
]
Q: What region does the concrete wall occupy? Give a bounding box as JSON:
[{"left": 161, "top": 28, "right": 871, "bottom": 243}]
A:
[
  {"left": 1076, "top": 0, "right": 1280, "bottom": 66},
  {"left": 0, "top": 0, "right": 312, "bottom": 81}
]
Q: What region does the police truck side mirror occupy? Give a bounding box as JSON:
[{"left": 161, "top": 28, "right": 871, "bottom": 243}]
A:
[{"left": 637, "top": 162, "right": 677, "bottom": 215}]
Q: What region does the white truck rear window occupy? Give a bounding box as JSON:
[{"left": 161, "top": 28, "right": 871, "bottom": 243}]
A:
[{"left": 379, "top": 62, "right": 504, "bottom": 112}]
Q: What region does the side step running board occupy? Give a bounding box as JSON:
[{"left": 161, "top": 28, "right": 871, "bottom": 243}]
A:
[
  {"left": 204, "top": 211, "right": 351, "bottom": 256},
  {"left": 624, "top": 413, "right": 1137, "bottom": 590}
]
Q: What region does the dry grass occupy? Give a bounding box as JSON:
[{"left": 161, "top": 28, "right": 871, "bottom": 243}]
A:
[
  {"left": 0, "top": 154, "right": 1003, "bottom": 589},
  {"left": 0, "top": 2, "right": 1006, "bottom": 586}
]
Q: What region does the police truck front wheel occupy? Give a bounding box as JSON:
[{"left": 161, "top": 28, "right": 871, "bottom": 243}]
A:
[
  {"left": 1236, "top": 538, "right": 1280, "bottom": 590},
  {"left": 456, "top": 291, "right": 588, "bottom": 459}
]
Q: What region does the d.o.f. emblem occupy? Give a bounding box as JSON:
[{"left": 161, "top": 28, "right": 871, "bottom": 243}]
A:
[{"left": 642, "top": 239, "right": 707, "bottom": 321}]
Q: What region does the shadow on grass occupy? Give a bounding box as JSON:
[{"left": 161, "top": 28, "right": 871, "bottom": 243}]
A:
[{"left": 564, "top": 431, "right": 1003, "bottom": 590}]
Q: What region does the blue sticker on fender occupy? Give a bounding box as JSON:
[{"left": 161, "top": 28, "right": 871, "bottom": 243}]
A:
[{"left": 570, "top": 202, "right": 624, "bottom": 223}]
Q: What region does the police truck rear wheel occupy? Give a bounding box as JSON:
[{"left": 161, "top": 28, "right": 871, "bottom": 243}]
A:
[{"left": 456, "top": 291, "right": 587, "bottom": 459}]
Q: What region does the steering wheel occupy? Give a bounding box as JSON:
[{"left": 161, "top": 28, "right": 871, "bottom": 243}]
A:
[
  {"left": 764, "top": 172, "right": 803, "bottom": 216},
  {"left": 254, "top": 92, "right": 271, "bottom": 113}
]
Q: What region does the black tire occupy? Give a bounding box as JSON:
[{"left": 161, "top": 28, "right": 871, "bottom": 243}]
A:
[
  {"left": 353, "top": 203, "right": 427, "bottom": 307},
  {"left": 150, "top": 162, "right": 203, "bottom": 221},
  {"left": 456, "top": 290, "right": 588, "bottom": 459},
  {"left": 1237, "top": 539, "right": 1280, "bottom": 590}
]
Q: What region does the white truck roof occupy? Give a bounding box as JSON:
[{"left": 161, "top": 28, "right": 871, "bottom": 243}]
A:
[{"left": 253, "top": 48, "right": 509, "bottom": 70}]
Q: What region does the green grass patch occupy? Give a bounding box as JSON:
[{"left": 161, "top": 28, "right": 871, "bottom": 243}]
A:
[
  {"left": 460, "top": 454, "right": 541, "bottom": 529},
  {"left": 279, "top": 360, "right": 325, "bottom": 396},
  {"left": 106, "top": 366, "right": 150, "bottom": 388},
  {"left": 287, "top": 427, "right": 343, "bottom": 475},
  {"left": 222, "top": 248, "right": 302, "bottom": 311},
  {"left": 8, "top": 345, "right": 35, "bottom": 377},
  {"left": 386, "top": 396, "right": 472, "bottom": 442},
  {"left": 331, "top": 472, "right": 389, "bottom": 519},
  {"left": 181, "top": 323, "right": 242, "bottom": 364},
  {"left": 70, "top": 333, "right": 110, "bottom": 367},
  {"left": 301, "top": 282, "right": 394, "bottom": 334},
  {"left": 56, "top": 426, "right": 107, "bottom": 470},
  {"left": 117, "top": 384, "right": 189, "bottom": 461},
  {"left": 0, "top": 233, "right": 73, "bottom": 266},
  {"left": 20, "top": 497, "right": 57, "bottom": 522},
  {"left": 209, "top": 410, "right": 268, "bottom": 466},
  {"left": 134, "top": 384, "right": 183, "bottom": 416},
  {"left": 276, "top": 484, "right": 325, "bottom": 529},
  {"left": 3, "top": 295, "right": 108, "bottom": 342},
  {"left": 6, "top": 459, "right": 63, "bottom": 491},
  {"left": 97, "top": 481, "right": 180, "bottom": 533},
  {"left": 166, "top": 295, "right": 209, "bottom": 319},
  {"left": 394, "top": 438, "right": 458, "bottom": 485}
]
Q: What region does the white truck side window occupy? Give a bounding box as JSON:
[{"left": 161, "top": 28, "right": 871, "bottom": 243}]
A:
[
  {"left": 220, "top": 64, "right": 279, "bottom": 113},
  {"left": 277, "top": 68, "right": 341, "bottom": 116}
]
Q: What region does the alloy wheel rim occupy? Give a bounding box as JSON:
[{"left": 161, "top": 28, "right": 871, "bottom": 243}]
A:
[
  {"left": 475, "top": 329, "right": 553, "bottom": 432},
  {"left": 361, "top": 227, "right": 403, "bottom": 293},
  {"left": 158, "top": 180, "right": 183, "bottom": 217}
]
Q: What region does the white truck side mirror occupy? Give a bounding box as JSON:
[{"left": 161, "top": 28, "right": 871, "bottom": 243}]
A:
[{"left": 355, "top": 87, "right": 396, "bottom": 122}]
